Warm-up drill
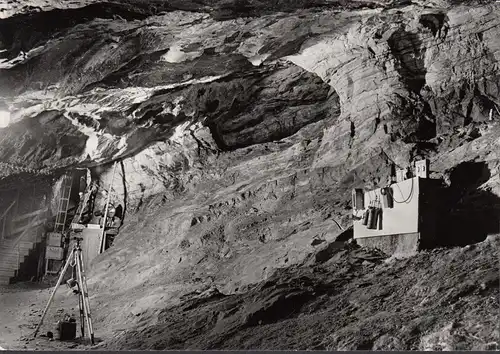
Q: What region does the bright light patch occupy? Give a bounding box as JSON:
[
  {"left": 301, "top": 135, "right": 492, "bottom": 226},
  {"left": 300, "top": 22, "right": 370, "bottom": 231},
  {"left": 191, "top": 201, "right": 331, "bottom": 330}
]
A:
[
  {"left": 161, "top": 46, "right": 203, "bottom": 63},
  {"left": 0, "top": 110, "right": 10, "bottom": 128},
  {"left": 248, "top": 53, "right": 270, "bottom": 67}
]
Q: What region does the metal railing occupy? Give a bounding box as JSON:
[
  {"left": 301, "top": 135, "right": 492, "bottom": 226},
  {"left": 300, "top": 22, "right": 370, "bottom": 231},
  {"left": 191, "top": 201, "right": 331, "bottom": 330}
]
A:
[
  {"left": 0, "top": 200, "right": 16, "bottom": 241},
  {"left": 9, "top": 213, "right": 43, "bottom": 250}
]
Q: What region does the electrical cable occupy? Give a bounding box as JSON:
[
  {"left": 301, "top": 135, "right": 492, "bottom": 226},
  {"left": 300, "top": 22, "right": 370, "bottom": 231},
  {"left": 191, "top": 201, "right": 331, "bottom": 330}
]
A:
[{"left": 386, "top": 175, "right": 414, "bottom": 204}]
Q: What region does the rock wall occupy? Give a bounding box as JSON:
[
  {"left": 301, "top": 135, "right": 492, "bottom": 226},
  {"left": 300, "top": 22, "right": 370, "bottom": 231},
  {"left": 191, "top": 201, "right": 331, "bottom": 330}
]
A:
[{"left": 0, "top": 0, "right": 500, "bottom": 338}]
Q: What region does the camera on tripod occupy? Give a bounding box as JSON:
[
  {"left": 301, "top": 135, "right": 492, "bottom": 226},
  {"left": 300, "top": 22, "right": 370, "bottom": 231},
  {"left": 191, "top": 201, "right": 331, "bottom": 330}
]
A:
[{"left": 35, "top": 208, "right": 96, "bottom": 344}]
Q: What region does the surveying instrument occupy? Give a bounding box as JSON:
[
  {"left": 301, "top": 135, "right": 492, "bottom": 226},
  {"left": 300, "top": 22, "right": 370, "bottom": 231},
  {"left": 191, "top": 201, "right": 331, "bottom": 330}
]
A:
[{"left": 33, "top": 237, "right": 96, "bottom": 345}]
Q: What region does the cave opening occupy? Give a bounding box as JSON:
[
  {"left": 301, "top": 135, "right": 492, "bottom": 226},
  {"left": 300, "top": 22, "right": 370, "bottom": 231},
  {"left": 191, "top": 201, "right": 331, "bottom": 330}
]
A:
[{"left": 434, "top": 161, "right": 499, "bottom": 248}]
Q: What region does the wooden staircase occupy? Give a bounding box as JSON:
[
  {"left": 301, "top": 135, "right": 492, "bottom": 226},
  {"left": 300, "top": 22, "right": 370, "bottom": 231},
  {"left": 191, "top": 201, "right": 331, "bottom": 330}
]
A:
[
  {"left": 0, "top": 173, "right": 77, "bottom": 285},
  {"left": 0, "top": 239, "right": 38, "bottom": 285},
  {"left": 0, "top": 207, "right": 48, "bottom": 285}
]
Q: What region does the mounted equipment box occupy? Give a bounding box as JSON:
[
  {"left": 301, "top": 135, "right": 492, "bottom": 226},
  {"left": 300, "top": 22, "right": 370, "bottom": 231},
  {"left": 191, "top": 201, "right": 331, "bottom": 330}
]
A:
[
  {"left": 47, "top": 232, "right": 62, "bottom": 247},
  {"left": 46, "top": 246, "right": 64, "bottom": 260}
]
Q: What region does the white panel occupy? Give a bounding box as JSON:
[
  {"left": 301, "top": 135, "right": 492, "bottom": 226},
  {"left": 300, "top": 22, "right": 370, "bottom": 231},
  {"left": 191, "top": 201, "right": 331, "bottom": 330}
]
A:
[
  {"left": 78, "top": 226, "right": 102, "bottom": 270},
  {"left": 47, "top": 232, "right": 62, "bottom": 247},
  {"left": 46, "top": 246, "right": 63, "bottom": 260},
  {"left": 354, "top": 177, "right": 420, "bottom": 238}
]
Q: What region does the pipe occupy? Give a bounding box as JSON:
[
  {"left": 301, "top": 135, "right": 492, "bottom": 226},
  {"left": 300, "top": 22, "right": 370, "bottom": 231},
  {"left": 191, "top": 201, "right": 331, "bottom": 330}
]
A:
[
  {"left": 367, "top": 207, "right": 375, "bottom": 229},
  {"left": 377, "top": 208, "right": 383, "bottom": 230},
  {"left": 362, "top": 210, "right": 369, "bottom": 225}
]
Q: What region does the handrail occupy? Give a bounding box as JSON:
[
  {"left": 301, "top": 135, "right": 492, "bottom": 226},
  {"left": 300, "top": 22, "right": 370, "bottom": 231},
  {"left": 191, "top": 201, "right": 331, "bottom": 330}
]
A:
[
  {"left": 0, "top": 200, "right": 16, "bottom": 240},
  {"left": 13, "top": 207, "right": 48, "bottom": 223},
  {"left": 10, "top": 218, "right": 46, "bottom": 236},
  {"left": 8, "top": 213, "right": 43, "bottom": 250},
  {"left": 0, "top": 200, "right": 16, "bottom": 221}
]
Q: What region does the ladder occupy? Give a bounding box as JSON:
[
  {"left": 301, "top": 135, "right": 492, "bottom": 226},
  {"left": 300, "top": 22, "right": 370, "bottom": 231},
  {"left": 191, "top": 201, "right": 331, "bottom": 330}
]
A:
[
  {"left": 46, "top": 173, "right": 73, "bottom": 275},
  {"left": 54, "top": 174, "right": 73, "bottom": 233},
  {"left": 71, "top": 181, "right": 96, "bottom": 226}
]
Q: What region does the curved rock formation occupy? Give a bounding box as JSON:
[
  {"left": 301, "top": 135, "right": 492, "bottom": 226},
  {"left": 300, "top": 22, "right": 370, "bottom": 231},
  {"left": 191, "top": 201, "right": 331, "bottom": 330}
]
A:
[{"left": 0, "top": 0, "right": 499, "bottom": 350}]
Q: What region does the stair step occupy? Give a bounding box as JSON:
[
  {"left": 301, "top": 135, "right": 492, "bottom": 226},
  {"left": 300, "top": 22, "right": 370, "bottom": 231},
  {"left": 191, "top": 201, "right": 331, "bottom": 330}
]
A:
[
  {"left": 0, "top": 254, "right": 26, "bottom": 262},
  {"left": 0, "top": 263, "right": 18, "bottom": 270},
  {"left": 3, "top": 252, "right": 30, "bottom": 258},
  {"left": 0, "top": 269, "right": 15, "bottom": 277},
  {"left": 0, "top": 246, "right": 32, "bottom": 252},
  {"left": 0, "top": 250, "right": 30, "bottom": 260},
  {"left": 1, "top": 239, "right": 34, "bottom": 245},
  {"left": 0, "top": 260, "right": 22, "bottom": 268},
  {"left": 2, "top": 238, "right": 39, "bottom": 246},
  {"left": 0, "top": 275, "right": 11, "bottom": 285},
  {"left": 0, "top": 263, "right": 19, "bottom": 270},
  {"left": 0, "top": 248, "right": 33, "bottom": 256},
  {"left": 0, "top": 241, "right": 34, "bottom": 250}
]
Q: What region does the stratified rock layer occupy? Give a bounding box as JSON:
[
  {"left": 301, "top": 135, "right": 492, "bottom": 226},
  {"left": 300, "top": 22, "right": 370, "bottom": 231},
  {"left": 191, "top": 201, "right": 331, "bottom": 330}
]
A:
[{"left": 0, "top": 1, "right": 499, "bottom": 350}]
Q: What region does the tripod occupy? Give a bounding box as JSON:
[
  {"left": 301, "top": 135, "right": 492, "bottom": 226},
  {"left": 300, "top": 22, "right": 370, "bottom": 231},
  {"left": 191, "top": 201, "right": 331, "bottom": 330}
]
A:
[{"left": 34, "top": 237, "right": 95, "bottom": 345}]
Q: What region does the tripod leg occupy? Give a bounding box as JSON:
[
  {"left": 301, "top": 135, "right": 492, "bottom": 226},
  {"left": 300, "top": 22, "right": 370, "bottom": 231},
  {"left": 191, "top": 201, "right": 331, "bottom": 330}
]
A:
[
  {"left": 75, "top": 250, "right": 95, "bottom": 345},
  {"left": 78, "top": 286, "right": 85, "bottom": 338},
  {"left": 34, "top": 248, "right": 75, "bottom": 338}
]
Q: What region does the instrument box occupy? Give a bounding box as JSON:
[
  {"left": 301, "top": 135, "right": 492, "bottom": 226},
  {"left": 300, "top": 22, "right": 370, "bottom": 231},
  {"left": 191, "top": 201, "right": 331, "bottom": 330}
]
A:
[
  {"left": 47, "top": 232, "right": 62, "bottom": 247},
  {"left": 57, "top": 321, "right": 76, "bottom": 341},
  {"left": 46, "top": 246, "right": 64, "bottom": 260}
]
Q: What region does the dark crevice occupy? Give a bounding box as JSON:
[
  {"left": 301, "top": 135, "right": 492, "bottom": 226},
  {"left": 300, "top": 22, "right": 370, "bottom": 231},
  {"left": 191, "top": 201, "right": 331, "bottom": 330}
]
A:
[
  {"left": 419, "top": 13, "right": 448, "bottom": 37},
  {"left": 374, "top": 116, "right": 381, "bottom": 133},
  {"left": 465, "top": 98, "right": 474, "bottom": 126},
  {"left": 335, "top": 227, "right": 353, "bottom": 242},
  {"left": 435, "top": 161, "right": 497, "bottom": 248},
  {"left": 0, "top": 3, "right": 150, "bottom": 57},
  {"left": 206, "top": 100, "right": 220, "bottom": 113},
  {"left": 417, "top": 114, "right": 437, "bottom": 140},
  {"left": 210, "top": 0, "right": 384, "bottom": 20},
  {"left": 387, "top": 28, "right": 426, "bottom": 94},
  {"left": 207, "top": 122, "right": 231, "bottom": 152}
]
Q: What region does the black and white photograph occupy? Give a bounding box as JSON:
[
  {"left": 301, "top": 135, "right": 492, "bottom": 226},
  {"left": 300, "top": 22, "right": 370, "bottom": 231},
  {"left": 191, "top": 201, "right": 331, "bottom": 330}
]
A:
[{"left": 0, "top": 0, "right": 498, "bottom": 351}]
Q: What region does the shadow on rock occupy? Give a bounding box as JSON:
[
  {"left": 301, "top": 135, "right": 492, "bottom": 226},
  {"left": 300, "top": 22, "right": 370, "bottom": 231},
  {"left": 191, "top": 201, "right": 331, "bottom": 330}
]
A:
[{"left": 435, "top": 161, "right": 499, "bottom": 247}]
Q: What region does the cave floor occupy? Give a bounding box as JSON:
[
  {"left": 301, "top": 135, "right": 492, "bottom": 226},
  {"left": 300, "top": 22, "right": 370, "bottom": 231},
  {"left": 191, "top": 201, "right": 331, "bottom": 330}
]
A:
[
  {"left": 0, "top": 281, "right": 97, "bottom": 350},
  {"left": 0, "top": 236, "right": 498, "bottom": 351}
]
